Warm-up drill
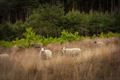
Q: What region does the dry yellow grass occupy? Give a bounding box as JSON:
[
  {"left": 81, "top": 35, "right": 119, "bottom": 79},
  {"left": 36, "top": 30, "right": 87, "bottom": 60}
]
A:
[{"left": 0, "top": 38, "right": 120, "bottom": 80}]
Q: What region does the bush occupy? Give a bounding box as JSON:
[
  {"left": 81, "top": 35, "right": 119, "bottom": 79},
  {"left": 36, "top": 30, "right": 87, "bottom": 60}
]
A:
[
  {"left": 0, "top": 40, "right": 13, "bottom": 48},
  {"left": 107, "top": 32, "right": 120, "bottom": 38},
  {"left": 63, "top": 11, "right": 94, "bottom": 35},
  {"left": 12, "top": 29, "right": 82, "bottom": 47},
  {"left": 11, "top": 21, "right": 26, "bottom": 39},
  {"left": 97, "top": 32, "right": 120, "bottom": 38},
  {"left": 111, "top": 13, "right": 120, "bottom": 33},
  {"left": 0, "top": 29, "right": 120, "bottom": 48},
  {"left": 0, "top": 23, "right": 13, "bottom": 41},
  {"left": 60, "top": 30, "right": 80, "bottom": 42},
  {"left": 63, "top": 11, "right": 82, "bottom": 32},
  {"left": 26, "top": 4, "right": 64, "bottom": 37},
  {"left": 0, "top": 21, "right": 26, "bottom": 41},
  {"left": 1, "top": 10, "right": 120, "bottom": 41},
  {"left": 41, "top": 37, "right": 55, "bottom": 46},
  {"left": 62, "top": 11, "right": 116, "bottom": 36},
  {"left": 13, "top": 27, "right": 42, "bottom": 48},
  {"left": 87, "top": 12, "right": 114, "bottom": 35}
]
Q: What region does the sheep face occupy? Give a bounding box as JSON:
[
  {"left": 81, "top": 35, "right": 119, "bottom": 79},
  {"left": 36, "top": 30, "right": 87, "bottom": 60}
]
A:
[
  {"left": 40, "top": 48, "right": 52, "bottom": 60},
  {"left": 41, "top": 48, "right": 44, "bottom": 52}
]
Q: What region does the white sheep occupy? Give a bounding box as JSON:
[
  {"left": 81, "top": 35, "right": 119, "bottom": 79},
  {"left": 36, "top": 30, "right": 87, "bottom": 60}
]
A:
[
  {"left": 40, "top": 48, "right": 52, "bottom": 59},
  {"left": 62, "top": 47, "right": 81, "bottom": 56},
  {"left": 94, "top": 40, "right": 105, "bottom": 46},
  {"left": 0, "top": 53, "right": 9, "bottom": 59}
]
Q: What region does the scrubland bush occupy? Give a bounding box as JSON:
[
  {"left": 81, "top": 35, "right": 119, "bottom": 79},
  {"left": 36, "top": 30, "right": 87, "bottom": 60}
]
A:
[
  {"left": 13, "top": 27, "right": 42, "bottom": 48},
  {"left": 62, "top": 11, "right": 82, "bottom": 32},
  {"left": 60, "top": 30, "right": 80, "bottom": 41},
  {"left": 111, "top": 13, "right": 120, "bottom": 33},
  {"left": 62, "top": 11, "right": 118, "bottom": 36},
  {"left": 0, "top": 27, "right": 120, "bottom": 48},
  {"left": 26, "top": 4, "right": 64, "bottom": 37},
  {"left": 0, "top": 41, "right": 13, "bottom": 48},
  {"left": 0, "top": 4, "right": 120, "bottom": 41},
  {"left": 98, "top": 32, "right": 120, "bottom": 38},
  {"left": 0, "top": 5, "right": 120, "bottom": 47},
  {"left": 0, "top": 21, "right": 26, "bottom": 41},
  {"left": 0, "top": 23, "right": 14, "bottom": 41},
  {"left": 26, "top": 4, "right": 120, "bottom": 37},
  {"left": 88, "top": 12, "right": 114, "bottom": 34}
]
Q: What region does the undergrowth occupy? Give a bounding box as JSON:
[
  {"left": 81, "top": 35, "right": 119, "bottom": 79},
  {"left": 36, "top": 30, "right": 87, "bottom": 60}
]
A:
[{"left": 0, "top": 27, "right": 120, "bottom": 48}]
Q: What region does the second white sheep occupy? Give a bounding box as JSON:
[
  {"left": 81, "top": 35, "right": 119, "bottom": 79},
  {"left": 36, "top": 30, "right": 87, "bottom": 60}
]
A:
[
  {"left": 62, "top": 47, "right": 81, "bottom": 56},
  {"left": 0, "top": 53, "right": 9, "bottom": 59}
]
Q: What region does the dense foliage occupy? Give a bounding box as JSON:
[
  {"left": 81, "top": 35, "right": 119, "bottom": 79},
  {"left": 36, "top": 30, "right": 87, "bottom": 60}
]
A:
[
  {"left": 0, "top": 1, "right": 120, "bottom": 47},
  {"left": 26, "top": 4, "right": 64, "bottom": 37},
  {"left": 0, "top": 27, "right": 120, "bottom": 48},
  {"left": 0, "top": 4, "right": 120, "bottom": 41}
]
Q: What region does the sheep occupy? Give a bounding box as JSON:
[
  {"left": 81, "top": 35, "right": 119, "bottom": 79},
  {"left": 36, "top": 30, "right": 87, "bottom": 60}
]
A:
[
  {"left": 40, "top": 48, "right": 52, "bottom": 59},
  {"left": 61, "top": 47, "right": 81, "bottom": 56},
  {"left": 94, "top": 40, "right": 105, "bottom": 46},
  {"left": 0, "top": 53, "right": 9, "bottom": 59}
]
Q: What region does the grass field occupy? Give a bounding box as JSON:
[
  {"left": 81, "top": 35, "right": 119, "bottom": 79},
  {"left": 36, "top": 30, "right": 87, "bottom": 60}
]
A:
[{"left": 0, "top": 37, "right": 120, "bottom": 80}]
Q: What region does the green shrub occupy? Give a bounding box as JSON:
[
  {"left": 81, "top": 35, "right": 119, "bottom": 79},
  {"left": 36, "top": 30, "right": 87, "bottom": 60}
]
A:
[
  {"left": 12, "top": 39, "right": 29, "bottom": 48},
  {"left": 23, "top": 27, "right": 40, "bottom": 42},
  {"left": 0, "top": 41, "right": 13, "bottom": 48},
  {"left": 26, "top": 4, "right": 64, "bottom": 37},
  {"left": 41, "top": 37, "right": 55, "bottom": 46},
  {"left": 0, "top": 23, "right": 13, "bottom": 41},
  {"left": 26, "top": 7, "right": 120, "bottom": 37},
  {"left": 0, "top": 21, "right": 26, "bottom": 41},
  {"left": 87, "top": 12, "right": 114, "bottom": 35},
  {"left": 0, "top": 30, "right": 120, "bottom": 48},
  {"left": 62, "top": 11, "right": 116, "bottom": 36},
  {"left": 98, "top": 32, "right": 106, "bottom": 38},
  {"left": 40, "top": 30, "right": 82, "bottom": 45},
  {"left": 107, "top": 32, "right": 120, "bottom": 38},
  {"left": 60, "top": 30, "right": 80, "bottom": 42},
  {"left": 112, "top": 13, "right": 120, "bottom": 33},
  {"left": 98, "top": 32, "right": 120, "bottom": 38},
  {"left": 13, "top": 27, "right": 42, "bottom": 47},
  {"left": 63, "top": 11, "right": 89, "bottom": 35},
  {"left": 11, "top": 21, "right": 26, "bottom": 39},
  {"left": 1, "top": 11, "right": 120, "bottom": 41},
  {"left": 63, "top": 11, "right": 81, "bottom": 25}
]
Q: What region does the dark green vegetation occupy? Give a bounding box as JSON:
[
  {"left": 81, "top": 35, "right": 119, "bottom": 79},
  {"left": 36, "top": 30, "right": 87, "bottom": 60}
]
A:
[
  {"left": 0, "top": 0, "right": 120, "bottom": 23},
  {"left": 0, "top": 27, "right": 120, "bottom": 48},
  {"left": 0, "top": 0, "right": 120, "bottom": 47}
]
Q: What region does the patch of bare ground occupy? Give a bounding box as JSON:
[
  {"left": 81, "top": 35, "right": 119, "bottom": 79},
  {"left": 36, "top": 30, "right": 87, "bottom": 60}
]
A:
[{"left": 0, "top": 37, "right": 120, "bottom": 80}]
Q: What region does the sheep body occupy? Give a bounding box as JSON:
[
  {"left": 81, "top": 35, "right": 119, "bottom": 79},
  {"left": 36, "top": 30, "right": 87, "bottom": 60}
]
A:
[
  {"left": 0, "top": 54, "right": 9, "bottom": 58},
  {"left": 40, "top": 48, "right": 52, "bottom": 59},
  {"left": 62, "top": 47, "right": 81, "bottom": 56},
  {"left": 94, "top": 40, "right": 105, "bottom": 46}
]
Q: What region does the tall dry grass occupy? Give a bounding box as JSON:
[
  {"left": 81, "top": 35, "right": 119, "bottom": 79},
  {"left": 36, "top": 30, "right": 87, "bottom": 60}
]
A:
[{"left": 0, "top": 38, "right": 120, "bottom": 80}]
